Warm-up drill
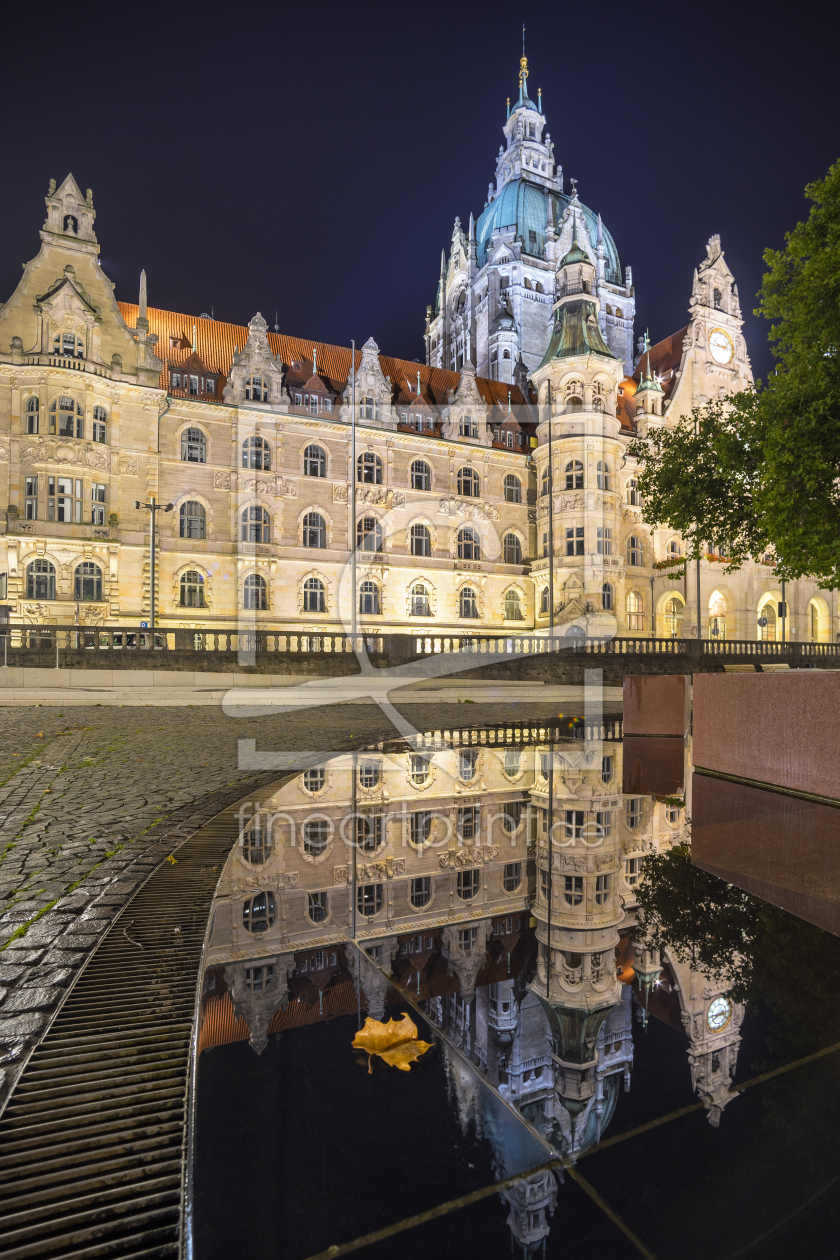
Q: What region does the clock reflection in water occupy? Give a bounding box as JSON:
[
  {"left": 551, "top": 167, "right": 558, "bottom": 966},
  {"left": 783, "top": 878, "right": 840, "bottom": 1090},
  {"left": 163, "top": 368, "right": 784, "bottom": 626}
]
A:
[{"left": 706, "top": 996, "right": 733, "bottom": 1031}]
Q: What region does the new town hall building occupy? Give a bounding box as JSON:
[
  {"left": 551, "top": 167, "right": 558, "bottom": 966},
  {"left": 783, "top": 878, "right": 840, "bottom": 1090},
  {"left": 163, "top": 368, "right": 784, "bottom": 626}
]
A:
[{"left": 0, "top": 59, "right": 833, "bottom": 643}]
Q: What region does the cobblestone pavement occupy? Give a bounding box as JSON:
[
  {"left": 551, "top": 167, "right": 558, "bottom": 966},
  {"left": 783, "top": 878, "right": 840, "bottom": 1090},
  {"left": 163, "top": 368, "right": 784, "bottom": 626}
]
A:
[{"left": 0, "top": 699, "right": 570, "bottom": 1107}]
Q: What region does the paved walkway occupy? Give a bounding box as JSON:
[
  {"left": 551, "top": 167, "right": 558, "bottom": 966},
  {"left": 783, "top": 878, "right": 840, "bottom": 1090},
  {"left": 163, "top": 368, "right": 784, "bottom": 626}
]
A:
[{"left": 0, "top": 697, "right": 577, "bottom": 1108}]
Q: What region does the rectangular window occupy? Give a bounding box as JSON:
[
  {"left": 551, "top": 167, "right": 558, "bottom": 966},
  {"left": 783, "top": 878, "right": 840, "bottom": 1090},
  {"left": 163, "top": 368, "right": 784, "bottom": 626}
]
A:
[
  {"left": 91, "top": 482, "right": 106, "bottom": 525},
  {"left": 458, "top": 806, "right": 479, "bottom": 840},
  {"left": 51, "top": 476, "right": 83, "bottom": 523},
  {"left": 595, "top": 874, "right": 610, "bottom": 905},
  {"left": 540, "top": 867, "right": 549, "bottom": 898},
  {"left": 503, "top": 862, "right": 521, "bottom": 892},
  {"left": 92, "top": 421, "right": 106, "bottom": 443},
  {"left": 566, "top": 526, "right": 584, "bottom": 556},
  {"left": 189, "top": 375, "right": 199, "bottom": 395},
  {"left": 564, "top": 810, "right": 584, "bottom": 841},
  {"left": 458, "top": 926, "right": 479, "bottom": 951},
  {"left": 601, "top": 755, "right": 614, "bottom": 783},
  {"left": 323, "top": 399, "right": 332, "bottom": 412},
  {"left": 625, "top": 857, "right": 640, "bottom": 886},
  {"left": 597, "top": 526, "right": 612, "bottom": 555},
  {"left": 626, "top": 798, "right": 643, "bottom": 829},
  {"left": 205, "top": 377, "right": 215, "bottom": 393},
  {"left": 595, "top": 811, "right": 612, "bottom": 838},
  {"left": 24, "top": 476, "right": 38, "bottom": 519},
  {"left": 541, "top": 532, "right": 548, "bottom": 558},
  {"left": 564, "top": 876, "right": 583, "bottom": 906},
  {"left": 295, "top": 392, "right": 302, "bottom": 406},
  {"left": 310, "top": 396, "right": 319, "bottom": 414},
  {"left": 170, "top": 372, "right": 181, "bottom": 388},
  {"left": 410, "top": 810, "right": 432, "bottom": 846}
]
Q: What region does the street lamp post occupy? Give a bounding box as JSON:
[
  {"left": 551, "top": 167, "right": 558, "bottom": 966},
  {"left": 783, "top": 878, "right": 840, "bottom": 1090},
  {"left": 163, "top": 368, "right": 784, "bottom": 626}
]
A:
[{"left": 134, "top": 497, "right": 173, "bottom": 632}]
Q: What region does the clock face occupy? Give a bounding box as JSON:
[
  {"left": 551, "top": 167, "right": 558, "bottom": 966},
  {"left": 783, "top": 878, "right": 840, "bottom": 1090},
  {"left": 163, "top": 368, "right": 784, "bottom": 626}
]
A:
[
  {"left": 709, "top": 327, "right": 734, "bottom": 365},
  {"left": 706, "top": 996, "right": 732, "bottom": 1032}
]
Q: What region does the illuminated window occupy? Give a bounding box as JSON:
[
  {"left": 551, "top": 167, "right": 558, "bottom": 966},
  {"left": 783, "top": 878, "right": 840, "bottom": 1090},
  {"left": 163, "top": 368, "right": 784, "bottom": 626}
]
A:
[
  {"left": 626, "top": 589, "right": 644, "bottom": 630},
  {"left": 459, "top": 414, "right": 478, "bottom": 438},
  {"left": 357, "top": 884, "right": 383, "bottom": 917},
  {"left": 245, "top": 375, "right": 269, "bottom": 402}
]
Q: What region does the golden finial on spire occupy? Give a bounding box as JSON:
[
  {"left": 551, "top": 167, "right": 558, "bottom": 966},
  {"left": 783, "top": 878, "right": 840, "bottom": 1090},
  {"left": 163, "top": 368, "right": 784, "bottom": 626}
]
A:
[{"left": 519, "top": 55, "right": 528, "bottom": 90}]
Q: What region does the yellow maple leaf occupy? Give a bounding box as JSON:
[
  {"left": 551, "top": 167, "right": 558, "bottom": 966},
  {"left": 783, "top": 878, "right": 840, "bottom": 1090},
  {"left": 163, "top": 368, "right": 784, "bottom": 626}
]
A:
[{"left": 352, "top": 1013, "right": 433, "bottom": 1074}]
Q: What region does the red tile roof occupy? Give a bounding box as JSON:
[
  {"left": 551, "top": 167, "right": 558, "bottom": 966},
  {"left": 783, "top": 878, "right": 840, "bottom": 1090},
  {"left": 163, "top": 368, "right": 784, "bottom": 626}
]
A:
[
  {"left": 117, "top": 302, "right": 532, "bottom": 412},
  {"left": 633, "top": 326, "right": 687, "bottom": 401}
]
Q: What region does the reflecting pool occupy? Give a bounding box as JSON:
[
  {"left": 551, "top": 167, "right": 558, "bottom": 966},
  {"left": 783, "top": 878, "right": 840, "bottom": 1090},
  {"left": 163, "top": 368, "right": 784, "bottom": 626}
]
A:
[{"left": 190, "top": 717, "right": 840, "bottom": 1259}]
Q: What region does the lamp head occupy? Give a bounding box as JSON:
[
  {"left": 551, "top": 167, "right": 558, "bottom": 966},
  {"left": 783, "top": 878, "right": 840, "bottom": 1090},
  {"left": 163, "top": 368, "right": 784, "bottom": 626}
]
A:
[
  {"left": 134, "top": 500, "right": 141, "bottom": 510},
  {"left": 165, "top": 503, "right": 174, "bottom": 512}
]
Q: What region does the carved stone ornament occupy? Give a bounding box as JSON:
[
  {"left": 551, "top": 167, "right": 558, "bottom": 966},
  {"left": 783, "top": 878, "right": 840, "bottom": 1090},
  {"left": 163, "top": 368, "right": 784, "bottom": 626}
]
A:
[
  {"left": 213, "top": 470, "right": 232, "bottom": 490},
  {"left": 83, "top": 444, "right": 109, "bottom": 471},
  {"left": 527, "top": 509, "right": 537, "bottom": 524},
  {"left": 358, "top": 861, "right": 388, "bottom": 881},
  {"left": 356, "top": 486, "right": 390, "bottom": 506},
  {"left": 334, "top": 865, "right": 349, "bottom": 884},
  {"left": 241, "top": 476, "right": 273, "bottom": 496},
  {"left": 333, "top": 484, "right": 348, "bottom": 503},
  {"left": 437, "top": 498, "right": 451, "bottom": 515},
  {"left": 391, "top": 490, "right": 406, "bottom": 507},
  {"left": 119, "top": 455, "right": 139, "bottom": 475},
  {"left": 391, "top": 859, "right": 406, "bottom": 876},
  {"left": 279, "top": 872, "right": 300, "bottom": 889},
  {"left": 21, "top": 439, "right": 48, "bottom": 462},
  {"left": 0, "top": 440, "right": 9, "bottom": 462},
  {"left": 55, "top": 444, "right": 76, "bottom": 464},
  {"left": 278, "top": 477, "right": 297, "bottom": 497}
]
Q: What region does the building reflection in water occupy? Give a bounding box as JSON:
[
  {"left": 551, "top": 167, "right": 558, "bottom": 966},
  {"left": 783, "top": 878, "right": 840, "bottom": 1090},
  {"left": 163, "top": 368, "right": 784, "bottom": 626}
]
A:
[{"left": 198, "top": 719, "right": 744, "bottom": 1257}]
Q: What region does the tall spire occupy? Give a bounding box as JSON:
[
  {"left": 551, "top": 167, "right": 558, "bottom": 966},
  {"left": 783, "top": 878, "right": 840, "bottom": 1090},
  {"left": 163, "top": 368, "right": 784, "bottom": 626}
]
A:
[
  {"left": 518, "top": 55, "right": 529, "bottom": 105},
  {"left": 139, "top": 269, "right": 147, "bottom": 320}
]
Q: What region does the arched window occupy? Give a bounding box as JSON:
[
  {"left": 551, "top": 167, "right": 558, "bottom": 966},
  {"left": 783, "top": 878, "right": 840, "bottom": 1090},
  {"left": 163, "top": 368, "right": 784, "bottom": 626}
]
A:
[
  {"left": 181, "top": 428, "right": 206, "bottom": 463},
  {"left": 26, "top": 559, "right": 56, "bottom": 600},
  {"left": 459, "top": 586, "right": 479, "bottom": 619},
  {"left": 50, "top": 396, "right": 82, "bottom": 438},
  {"left": 241, "top": 818, "right": 271, "bottom": 865},
  {"left": 357, "top": 516, "right": 383, "bottom": 552},
  {"left": 303, "top": 819, "right": 330, "bottom": 856},
  {"left": 524, "top": 277, "right": 533, "bottom": 290},
  {"left": 713, "top": 288, "right": 722, "bottom": 309},
  {"left": 540, "top": 586, "right": 550, "bottom": 615},
  {"left": 627, "top": 535, "right": 643, "bottom": 566},
  {"left": 456, "top": 869, "right": 480, "bottom": 900},
  {"left": 664, "top": 596, "right": 684, "bottom": 638},
  {"left": 535, "top": 281, "right": 544, "bottom": 293},
  {"left": 602, "top": 582, "right": 614, "bottom": 611},
  {"left": 180, "top": 570, "right": 205, "bottom": 607},
  {"left": 503, "top": 349, "right": 510, "bottom": 360},
  {"left": 92, "top": 405, "right": 107, "bottom": 444},
  {"left": 361, "top": 395, "right": 375, "bottom": 420},
  {"left": 457, "top": 526, "right": 480, "bottom": 560},
  {"left": 303, "top": 512, "right": 326, "bottom": 548},
  {"left": 541, "top": 466, "right": 550, "bottom": 497},
  {"left": 302, "top": 767, "right": 326, "bottom": 793},
  {"left": 242, "top": 435, "right": 271, "bottom": 470},
  {"left": 359, "top": 580, "right": 380, "bottom": 614},
  {"left": 303, "top": 577, "right": 326, "bottom": 613},
  {"left": 667, "top": 539, "right": 681, "bottom": 558},
  {"left": 245, "top": 376, "right": 269, "bottom": 402},
  {"left": 615, "top": 307, "right": 623, "bottom": 319},
  {"left": 503, "top": 533, "right": 522, "bottom": 564},
  {"left": 596, "top": 460, "right": 610, "bottom": 490},
  {"left": 74, "top": 562, "right": 102, "bottom": 601},
  {"left": 180, "top": 501, "right": 206, "bottom": 540},
  {"left": 242, "top": 891, "right": 275, "bottom": 933},
  {"left": 457, "top": 466, "right": 479, "bottom": 497},
  {"left": 410, "top": 583, "right": 431, "bottom": 616},
  {"left": 626, "top": 590, "right": 644, "bottom": 630},
  {"left": 25, "top": 397, "right": 39, "bottom": 435},
  {"left": 303, "top": 444, "right": 326, "bottom": 477},
  {"left": 503, "top": 474, "right": 521, "bottom": 503},
  {"left": 357, "top": 452, "right": 383, "bottom": 484},
  {"left": 709, "top": 593, "right": 727, "bottom": 640},
  {"left": 565, "top": 460, "right": 584, "bottom": 490},
  {"left": 504, "top": 589, "right": 523, "bottom": 620},
  {"left": 626, "top": 477, "right": 639, "bottom": 506},
  {"left": 243, "top": 573, "right": 267, "bottom": 610},
  {"left": 411, "top": 459, "right": 431, "bottom": 491},
  {"left": 241, "top": 506, "right": 270, "bottom": 543},
  {"left": 759, "top": 599, "right": 777, "bottom": 642},
  {"left": 410, "top": 523, "right": 431, "bottom": 557}
]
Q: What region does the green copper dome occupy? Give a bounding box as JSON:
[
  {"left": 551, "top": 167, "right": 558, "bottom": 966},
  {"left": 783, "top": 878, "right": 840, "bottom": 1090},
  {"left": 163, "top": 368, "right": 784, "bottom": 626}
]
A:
[{"left": 476, "top": 178, "right": 622, "bottom": 284}]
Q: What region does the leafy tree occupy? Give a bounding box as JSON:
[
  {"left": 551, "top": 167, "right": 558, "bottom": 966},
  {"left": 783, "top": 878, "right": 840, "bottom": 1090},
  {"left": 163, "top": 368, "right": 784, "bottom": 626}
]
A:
[{"left": 629, "top": 160, "right": 840, "bottom": 586}]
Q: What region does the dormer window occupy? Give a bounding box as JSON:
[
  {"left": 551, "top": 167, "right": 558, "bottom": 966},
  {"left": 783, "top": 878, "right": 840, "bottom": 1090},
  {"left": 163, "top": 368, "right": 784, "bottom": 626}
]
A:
[
  {"left": 189, "top": 375, "right": 199, "bottom": 395},
  {"left": 361, "top": 395, "right": 375, "bottom": 421},
  {"left": 246, "top": 376, "right": 268, "bottom": 403},
  {"left": 459, "top": 414, "right": 478, "bottom": 439},
  {"left": 49, "top": 396, "right": 83, "bottom": 438},
  {"left": 54, "top": 331, "right": 84, "bottom": 359},
  {"left": 171, "top": 373, "right": 181, "bottom": 389}
]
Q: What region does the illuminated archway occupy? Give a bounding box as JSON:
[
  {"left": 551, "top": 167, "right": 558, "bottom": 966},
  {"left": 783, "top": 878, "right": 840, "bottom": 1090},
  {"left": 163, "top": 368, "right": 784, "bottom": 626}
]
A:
[
  {"left": 708, "top": 590, "right": 727, "bottom": 641},
  {"left": 808, "top": 596, "right": 830, "bottom": 643},
  {"left": 757, "top": 591, "right": 781, "bottom": 642}
]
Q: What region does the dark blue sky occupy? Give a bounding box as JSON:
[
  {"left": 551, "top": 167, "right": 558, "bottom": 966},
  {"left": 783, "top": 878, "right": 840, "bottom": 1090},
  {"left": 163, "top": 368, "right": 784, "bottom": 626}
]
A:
[{"left": 2, "top": 1, "right": 838, "bottom": 381}]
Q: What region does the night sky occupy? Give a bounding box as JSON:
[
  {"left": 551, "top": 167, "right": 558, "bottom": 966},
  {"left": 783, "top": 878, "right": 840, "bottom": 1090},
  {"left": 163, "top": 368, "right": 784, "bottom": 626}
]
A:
[{"left": 2, "top": 2, "right": 838, "bottom": 381}]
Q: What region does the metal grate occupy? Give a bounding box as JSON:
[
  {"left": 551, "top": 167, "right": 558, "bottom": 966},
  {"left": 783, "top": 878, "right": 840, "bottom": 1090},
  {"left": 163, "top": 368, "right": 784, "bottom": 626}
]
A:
[{"left": 0, "top": 814, "right": 240, "bottom": 1259}]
